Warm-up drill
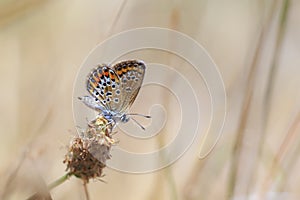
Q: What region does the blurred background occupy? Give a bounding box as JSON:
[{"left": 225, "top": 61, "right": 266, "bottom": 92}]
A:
[{"left": 0, "top": 0, "right": 299, "bottom": 199}]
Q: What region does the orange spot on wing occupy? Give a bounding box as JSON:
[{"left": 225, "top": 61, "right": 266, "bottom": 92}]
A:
[
  {"left": 122, "top": 67, "right": 128, "bottom": 73},
  {"left": 109, "top": 72, "right": 115, "bottom": 79},
  {"left": 117, "top": 70, "right": 123, "bottom": 76},
  {"left": 127, "top": 65, "right": 133, "bottom": 70}
]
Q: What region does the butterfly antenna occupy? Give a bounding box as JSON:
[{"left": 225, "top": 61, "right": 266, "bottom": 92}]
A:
[
  {"left": 127, "top": 113, "right": 151, "bottom": 119},
  {"left": 131, "top": 117, "right": 146, "bottom": 131}
]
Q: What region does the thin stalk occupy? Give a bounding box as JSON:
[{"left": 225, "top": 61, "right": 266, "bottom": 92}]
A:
[
  {"left": 278, "top": 113, "right": 300, "bottom": 191},
  {"left": 256, "top": 0, "right": 291, "bottom": 197},
  {"left": 106, "top": 0, "right": 128, "bottom": 36},
  {"left": 83, "top": 181, "right": 90, "bottom": 200},
  {"left": 227, "top": 0, "right": 279, "bottom": 198},
  {"left": 47, "top": 173, "right": 71, "bottom": 190},
  {"left": 260, "top": 112, "right": 300, "bottom": 196},
  {"left": 26, "top": 173, "right": 71, "bottom": 200},
  {"left": 259, "top": 0, "right": 291, "bottom": 156}
]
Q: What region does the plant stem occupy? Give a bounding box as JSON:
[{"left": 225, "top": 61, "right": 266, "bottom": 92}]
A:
[
  {"left": 47, "top": 173, "right": 71, "bottom": 190},
  {"left": 26, "top": 173, "right": 71, "bottom": 200},
  {"left": 83, "top": 181, "right": 90, "bottom": 200},
  {"left": 227, "top": 0, "right": 280, "bottom": 198}
]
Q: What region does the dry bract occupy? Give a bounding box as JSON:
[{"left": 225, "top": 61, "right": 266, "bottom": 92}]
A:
[{"left": 64, "top": 116, "right": 116, "bottom": 183}]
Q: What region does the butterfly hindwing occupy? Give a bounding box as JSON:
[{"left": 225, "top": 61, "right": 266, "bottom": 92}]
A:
[{"left": 112, "top": 60, "right": 146, "bottom": 113}]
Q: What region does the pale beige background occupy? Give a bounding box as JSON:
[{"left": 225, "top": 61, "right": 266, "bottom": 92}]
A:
[{"left": 0, "top": 0, "right": 299, "bottom": 200}]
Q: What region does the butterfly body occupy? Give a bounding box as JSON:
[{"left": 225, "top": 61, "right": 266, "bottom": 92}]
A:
[{"left": 79, "top": 60, "right": 146, "bottom": 128}]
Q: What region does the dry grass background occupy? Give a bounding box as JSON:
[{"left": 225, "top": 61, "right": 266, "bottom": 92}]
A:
[{"left": 0, "top": 0, "right": 299, "bottom": 199}]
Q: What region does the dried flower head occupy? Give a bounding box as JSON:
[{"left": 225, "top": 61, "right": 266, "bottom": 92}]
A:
[{"left": 64, "top": 116, "right": 116, "bottom": 183}]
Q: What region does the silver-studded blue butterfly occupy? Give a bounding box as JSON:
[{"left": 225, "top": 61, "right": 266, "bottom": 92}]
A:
[{"left": 79, "top": 60, "right": 150, "bottom": 129}]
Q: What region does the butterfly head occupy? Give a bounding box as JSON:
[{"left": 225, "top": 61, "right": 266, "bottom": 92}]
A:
[{"left": 120, "top": 114, "right": 130, "bottom": 123}]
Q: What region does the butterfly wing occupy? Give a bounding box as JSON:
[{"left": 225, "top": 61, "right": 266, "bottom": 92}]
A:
[
  {"left": 83, "top": 60, "right": 145, "bottom": 115},
  {"left": 111, "top": 60, "right": 146, "bottom": 113},
  {"left": 86, "top": 64, "right": 121, "bottom": 112}
]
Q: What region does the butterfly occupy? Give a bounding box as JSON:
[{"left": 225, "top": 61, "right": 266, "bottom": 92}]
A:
[{"left": 79, "top": 60, "right": 150, "bottom": 130}]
